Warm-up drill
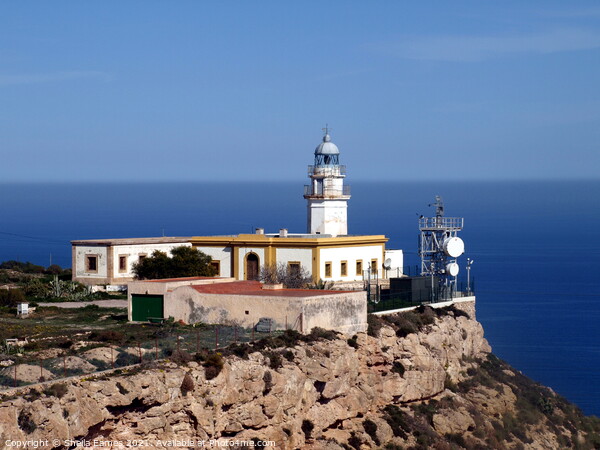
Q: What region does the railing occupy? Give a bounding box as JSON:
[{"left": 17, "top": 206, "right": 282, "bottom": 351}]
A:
[
  {"left": 368, "top": 279, "right": 475, "bottom": 312},
  {"left": 304, "top": 185, "right": 351, "bottom": 197},
  {"left": 307, "top": 165, "right": 346, "bottom": 176},
  {"left": 419, "top": 217, "right": 464, "bottom": 230}
]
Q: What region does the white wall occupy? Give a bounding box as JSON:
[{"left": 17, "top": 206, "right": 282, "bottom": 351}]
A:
[
  {"left": 307, "top": 199, "right": 348, "bottom": 237},
  {"left": 275, "top": 248, "right": 313, "bottom": 275},
  {"left": 384, "top": 249, "right": 404, "bottom": 278},
  {"left": 112, "top": 242, "right": 192, "bottom": 280},
  {"left": 194, "top": 246, "right": 233, "bottom": 277},
  {"left": 319, "top": 245, "right": 383, "bottom": 281},
  {"left": 74, "top": 246, "right": 109, "bottom": 279},
  {"left": 237, "top": 247, "right": 266, "bottom": 279}
]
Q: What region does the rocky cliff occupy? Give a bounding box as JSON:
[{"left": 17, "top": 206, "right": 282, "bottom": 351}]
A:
[{"left": 1, "top": 301, "right": 599, "bottom": 449}]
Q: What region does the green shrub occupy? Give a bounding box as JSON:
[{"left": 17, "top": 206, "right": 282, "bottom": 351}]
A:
[
  {"left": 367, "top": 314, "right": 384, "bottom": 337},
  {"left": 347, "top": 335, "right": 358, "bottom": 349},
  {"left": 391, "top": 361, "right": 405, "bottom": 376},
  {"left": 204, "top": 353, "right": 224, "bottom": 380},
  {"left": 263, "top": 371, "right": 273, "bottom": 395},
  {"left": 383, "top": 405, "right": 409, "bottom": 439},
  {"left": 0, "top": 288, "right": 26, "bottom": 307},
  {"left": 363, "top": 419, "right": 380, "bottom": 445},
  {"left": 43, "top": 383, "right": 68, "bottom": 399},
  {"left": 180, "top": 372, "right": 194, "bottom": 396},
  {"left": 301, "top": 419, "right": 314, "bottom": 440},
  {"left": 17, "top": 410, "right": 37, "bottom": 434}
]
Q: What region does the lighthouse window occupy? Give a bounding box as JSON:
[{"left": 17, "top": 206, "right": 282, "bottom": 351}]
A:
[
  {"left": 325, "top": 262, "right": 332, "bottom": 278},
  {"left": 340, "top": 261, "right": 347, "bottom": 276}
]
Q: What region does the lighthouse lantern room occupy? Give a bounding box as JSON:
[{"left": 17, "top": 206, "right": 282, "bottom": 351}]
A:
[{"left": 304, "top": 127, "right": 351, "bottom": 237}]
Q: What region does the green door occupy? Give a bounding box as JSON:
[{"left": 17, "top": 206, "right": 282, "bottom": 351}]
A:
[{"left": 131, "top": 294, "right": 164, "bottom": 321}]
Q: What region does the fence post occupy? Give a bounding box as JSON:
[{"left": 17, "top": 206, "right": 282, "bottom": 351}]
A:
[
  {"left": 177, "top": 336, "right": 181, "bottom": 355},
  {"left": 39, "top": 359, "right": 43, "bottom": 382},
  {"left": 138, "top": 342, "right": 142, "bottom": 364},
  {"left": 196, "top": 331, "right": 200, "bottom": 354},
  {"left": 63, "top": 354, "right": 67, "bottom": 378},
  {"left": 155, "top": 337, "right": 159, "bottom": 360},
  {"left": 14, "top": 365, "right": 17, "bottom": 387},
  {"left": 215, "top": 326, "right": 219, "bottom": 349}
]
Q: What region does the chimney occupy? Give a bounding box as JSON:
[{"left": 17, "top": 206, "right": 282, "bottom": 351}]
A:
[
  {"left": 279, "top": 228, "right": 288, "bottom": 238},
  {"left": 255, "top": 228, "right": 264, "bottom": 235}
]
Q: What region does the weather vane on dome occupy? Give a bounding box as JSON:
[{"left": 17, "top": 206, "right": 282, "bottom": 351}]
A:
[{"left": 322, "top": 124, "right": 332, "bottom": 136}]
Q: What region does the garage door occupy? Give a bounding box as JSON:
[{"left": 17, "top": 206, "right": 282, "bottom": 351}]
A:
[{"left": 131, "top": 294, "right": 164, "bottom": 322}]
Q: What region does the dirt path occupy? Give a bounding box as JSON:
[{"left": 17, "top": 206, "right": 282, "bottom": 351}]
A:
[{"left": 37, "top": 300, "right": 128, "bottom": 308}]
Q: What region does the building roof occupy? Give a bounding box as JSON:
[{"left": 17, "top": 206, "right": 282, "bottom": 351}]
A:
[
  {"left": 314, "top": 133, "right": 340, "bottom": 156},
  {"left": 71, "top": 237, "right": 192, "bottom": 246},
  {"left": 145, "top": 276, "right": 220, "bottom": 283},
  {"left": 190, "top": 280, "right": 351, "bottom": 297},
  {"left": 190, "top": 233, "right": 388, "bottom": 248}
]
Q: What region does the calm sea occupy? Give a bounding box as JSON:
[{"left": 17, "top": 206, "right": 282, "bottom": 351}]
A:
[{"left": 1, "top": 180, "right": 599, "bottom": 415}]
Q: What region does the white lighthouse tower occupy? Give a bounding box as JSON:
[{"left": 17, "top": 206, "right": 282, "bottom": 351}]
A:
[{"left": 304, "top": 127, "right": 351, "bottom": 237}]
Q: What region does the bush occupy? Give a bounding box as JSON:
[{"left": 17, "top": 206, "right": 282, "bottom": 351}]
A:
[
  {"left": 383, "top": 405, "right": 409, "bottom": 439},
  {"left": 0, "top": 288, "right": 26, "bottom": 307},
  {"left": 263, "top": 371, "right": 273, "bottom": 395},
  {"left": 43, "top": 383, "right": 68, "bottom": 399},
  {"left": 18, "top": 410, "right": 37, "bottom": 434},
  {"left": 89, "top": 330, "right": 125, "bottom": 343},
  {"left": 301, "top": 419, "right": 314, "bottom": 440},
  {"left": 391, "top": 361, "right": 405, "bottom": 376},
  {"left": 367, "top": 314, "right": 384, "bottom": 337},
  {"left": 347, "top": 335, "right": 358, "bottom": 349},
  {"left": 363, "top": 419, "right": 380, "bottom": 445},
  {"left": 170, "top": 349, "right": 192, "bottom": 365},
  {"left": 266, "top": 351, "right": 283, "bottom": 370},
  {"left": 204, "top": 353, "right": 224, "bottom": 380},
  {"left": 180, "top": 372, "right": 195, "bottom": 396}
]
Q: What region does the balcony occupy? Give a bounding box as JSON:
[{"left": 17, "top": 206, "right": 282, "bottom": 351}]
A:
[{"left": 304, "top": 185, "right": 351, "bottom": 197}]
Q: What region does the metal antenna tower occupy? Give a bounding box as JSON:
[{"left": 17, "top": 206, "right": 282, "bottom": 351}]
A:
[{"left": 419, "top": 196, "right": 465, "bottom": 301}]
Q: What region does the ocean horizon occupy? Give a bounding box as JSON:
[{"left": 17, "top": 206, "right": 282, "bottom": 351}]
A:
[{"left": 1, "top": 179, "right": 599, "bottom": 415}]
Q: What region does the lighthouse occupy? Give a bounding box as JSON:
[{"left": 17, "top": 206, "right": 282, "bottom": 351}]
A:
[{"left": 304, "top": 128, "right": 351, "bottom": 237}]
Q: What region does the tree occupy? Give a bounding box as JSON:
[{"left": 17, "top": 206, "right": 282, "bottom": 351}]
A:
[
  {"left": 132, "top": 246, "right": 216, "bottom": 280},
  {"left": 259, "top": 263, "right": 312, "bottom": 289}
]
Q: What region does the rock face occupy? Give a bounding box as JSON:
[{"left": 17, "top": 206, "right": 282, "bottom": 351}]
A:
[{"left": 0, "top": 301, "right": 598, "bottom": 449}]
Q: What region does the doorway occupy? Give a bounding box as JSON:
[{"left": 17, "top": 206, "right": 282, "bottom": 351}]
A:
[{"left": 245, "top": 253, "right": 259, "bottom": 280}]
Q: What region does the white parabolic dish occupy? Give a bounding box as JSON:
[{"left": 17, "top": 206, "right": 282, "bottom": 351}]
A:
[
  {"left": 443, "top": 237, "right": 465, "bottom": 258},
  {"left": 446, "top": 262, "right": 460, "bottom": 277}
]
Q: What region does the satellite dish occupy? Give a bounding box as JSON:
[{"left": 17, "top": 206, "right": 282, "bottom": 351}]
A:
[
  {"left": 383, "top": 258, "right": 392, "bottom": 270},
  {"left": 443, "top": 237, "right": 464, "bottom": 258},
  {"left": 446, "top": 262, "right": 459, "bottom": 277}
]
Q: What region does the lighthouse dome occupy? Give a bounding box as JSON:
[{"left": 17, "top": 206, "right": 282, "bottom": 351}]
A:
[{"left": 314, "top": 134, "right": 340, "bottom": 156}]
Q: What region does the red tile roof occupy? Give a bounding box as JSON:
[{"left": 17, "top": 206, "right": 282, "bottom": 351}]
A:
[
  {"left": 190, "top": 281, "right": 350, "bottom": 297},
  {"left": 146, "top": 276, "right": 220, "bottom": 283}
]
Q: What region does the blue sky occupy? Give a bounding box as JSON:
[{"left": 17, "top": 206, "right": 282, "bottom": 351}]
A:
[{"left": 1, "top": 1, "right": 599, "bottom": 182}]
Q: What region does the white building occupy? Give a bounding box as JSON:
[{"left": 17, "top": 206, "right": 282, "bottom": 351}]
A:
[
  {"left": 71, "top": 237, "right": 192, "bottom": 286},
  {"left": 71, "top": 129, "right": 404, "bottom": 286}
]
